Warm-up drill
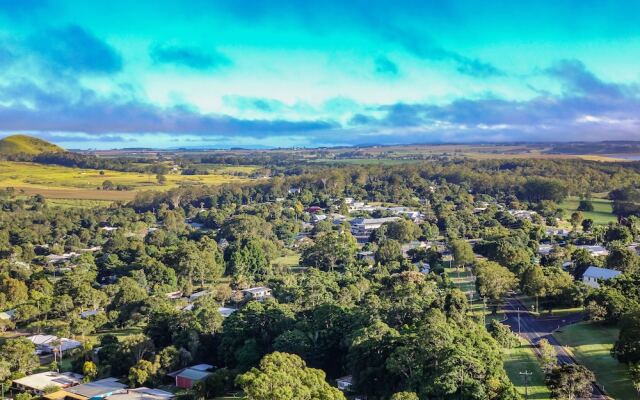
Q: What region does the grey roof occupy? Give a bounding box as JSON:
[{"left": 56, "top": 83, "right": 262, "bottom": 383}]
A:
[
  {"left": 583, "top": 266, "right": 622, "bottom": 280},
  {"left": 67, "top": 378, "right": 127, "bottom": 397},
  {"left": 176, "top": 368, "right": 212, "bottom": 381}
]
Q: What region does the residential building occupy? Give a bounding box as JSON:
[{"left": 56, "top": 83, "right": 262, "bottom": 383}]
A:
[
  {"left": 218, "top": 307, "right": 237, "bottom": 317},
  {"left": 13, "top": 372, "right": 83, "bottom": 396},
  {"left": 27, "top": 334, "right": 82, "bottom": 354},
  {"left": 0, "top": 309, "right": 15, "bottom": 320},
  {"left": 241, "top": 286, "right": 272, "bottom": 301},
  {"left": 350, "top": 217, "right": 399, "bottom": 236},
  {"left": 582, "top": 266, "right": 622, "bottom": 288},
  {"left": 105, "top": 388, "right": 175, "bottom": 400},
  {"left": 336, "top": 376, "right": 353, "bottom": 392},
  {"left": 168, "top": 364, "right": 214, "bottom": 389},
  {"left": 576, "top": 245, "right": 609, "bottom": 257}
]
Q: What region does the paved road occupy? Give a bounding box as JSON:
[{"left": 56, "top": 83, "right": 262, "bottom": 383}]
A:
[{"left": 502, "top": 297, "right": 607, "bottom": 399}]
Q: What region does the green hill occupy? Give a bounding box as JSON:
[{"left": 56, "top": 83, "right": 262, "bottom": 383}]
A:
[{"left": 0, "top": 135, "right": 65, "bottom": 156}]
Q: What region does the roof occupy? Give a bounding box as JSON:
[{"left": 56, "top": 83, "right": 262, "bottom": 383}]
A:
[
  {"left": 105, "top": 388, "right": 175, "bottom": 400},
  {"left": 176, "top": 368, "right": 212, "bottom": 381},
  {"left": 13, "top": 372, "right": 83, "bottom": 391},
  {"left": 27, "top": 334, "right": 58, "bottom": 346},
  {"left": 44, "top": 390, "right": 86, "bottom": 400},
  {"left": 351, "top": 217, "right": 399, "bottom": 225},
  {"left": 336, "top": 375, "right": 353, "bottom": 384},
  {"left": 0, "top": 309, "right": 15, "bottom": 320},
  {"left": 583, "top": 266, "right": 622, "bottom": 280},
  {"left": 167, "top": 364, "right": 214, "bottom": 378},
  {"left": 242, "top": 286, "right": 271, "bottom": 294},
  {"left": 66, "top": 378, "right": 127, "bottom": 398},
  {"left": 218, "top": 307, "right": 236, "bottom": 317}
]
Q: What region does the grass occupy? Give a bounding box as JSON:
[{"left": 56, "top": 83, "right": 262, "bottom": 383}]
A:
[
  {"left": 0, "top": 161, "right": 251, "bottom": 200},
  {"left": 559, "top": 196, "right": 616, "bottom": 225},
  {"left": 503, "top": 339, "right": 551, "bottom": 400},
  {"left": 271, "top": 251, "right": 301, "bottom": 268},
  {"left": 554, "top": 322, "right": 635, "bottom": 399},
  {"left": 42, "top": 198, "right": 115, "bottom": 209}
]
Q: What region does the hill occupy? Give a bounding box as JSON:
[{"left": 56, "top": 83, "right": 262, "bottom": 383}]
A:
[{"left": 0, "top": 135, "right": 65, "bottom": 156}]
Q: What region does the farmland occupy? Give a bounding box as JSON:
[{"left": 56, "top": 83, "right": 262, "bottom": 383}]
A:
[{"left": 0, "top": 161, "right": 254, "bottom": 201}]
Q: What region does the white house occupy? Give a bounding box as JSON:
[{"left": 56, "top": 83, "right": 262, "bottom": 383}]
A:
[
  {"left": 350, "top": 217, "right": 399, "bottom": 236},
  {"left": 13, "top": 372, "right": 83, "bottom": 395},
  {"left": 582, "top": 266, "right": 622, "bottom": 288},
  {"left": 336, "top": 376, "right": 353, "bottom": 392},
  {"left": 27, "top": 335, "right": 82, "bottom": 354},
  {"left": 242, "top": 287, "right": 272, "bottom": 301},
  {"left": 576, "top": 245, "right": 609, "bottom": 257}
]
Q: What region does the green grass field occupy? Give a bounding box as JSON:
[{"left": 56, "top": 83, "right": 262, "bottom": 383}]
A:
[
  {"left": 0, "top": 161, "right": 251, "bottom": 200},
  {"left": 503, "top": 339, "right": 551, "bottom": 400},
  {"left": 554, "top": 322, "right": 634, "bottom": 399},
  {"left": 559, "top": 196, "right": 616, "bottom": 225}
]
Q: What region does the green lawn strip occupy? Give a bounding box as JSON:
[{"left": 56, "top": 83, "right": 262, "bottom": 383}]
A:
[
  {"left": 554, "top": 322, "right": 635, "bottom": 399},
  {"left": 559, "top": 196, "right": 616, "bottom": 225},
  {"left": 503, "top": 339, "right": 551, "bottom": 400}
]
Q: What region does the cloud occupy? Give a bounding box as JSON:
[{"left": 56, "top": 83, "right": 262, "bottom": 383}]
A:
[
  {"left": 150, "top": 43, "right": 231, "bottom": 70},
  {"left": 374, "top": 56, "right": 399, "bottom": 76},
  {"left": 0, "top": 78, "right": 336, "bottom": 138},
  {"left": 223, "top": 96, "right": 285, "bottom": 113},
  {"left": 28, "top": 25, "right": 122, "bottom": 75},
  {"left": 546, "top": 59, "right": 625, "bottom": 98}
]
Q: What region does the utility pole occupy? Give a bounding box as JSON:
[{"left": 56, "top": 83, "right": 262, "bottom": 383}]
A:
[
  {"left": 518, "top": 307, "right": 521, "bottom": 334},
  {"left": 519, "top": 370, "right": 533, "bottom": 400},
  {"left": 1, "top": 382, "right": 4, "bottom": 400}
]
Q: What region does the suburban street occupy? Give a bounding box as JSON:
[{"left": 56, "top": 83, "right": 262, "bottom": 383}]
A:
[{"left": 502, "top": 297, "right": 607, "bottom": 399}]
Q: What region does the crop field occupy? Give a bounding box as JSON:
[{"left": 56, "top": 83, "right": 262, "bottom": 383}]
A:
[
  {"left": 0, "top": 161, "right": 252, "bottom": 200},
  {"left": 559, "top": 196, "right": 617, "bottom": 225}
]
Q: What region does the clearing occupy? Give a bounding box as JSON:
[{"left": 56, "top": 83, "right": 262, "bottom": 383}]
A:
[
  {"left": 554, "top": 322, "right": 634, "bottom": 399},
  {"left": 0, "top": 161, "right": 252, "bottom": 201},
  {"left": 559, "top": 196, "right": 616, "bottom": 225}
]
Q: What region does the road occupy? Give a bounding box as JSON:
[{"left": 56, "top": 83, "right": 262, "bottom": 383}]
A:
[{"left": 502, "top": 297, "right": 607, "bottom": 399}]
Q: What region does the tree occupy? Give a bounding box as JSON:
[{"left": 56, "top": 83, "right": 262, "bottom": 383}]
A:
[
  {"left": 613, "top": 311, "right": 640, "bottom": 363},
  {"left": 475, "top": 261, "right": 517, "bottom": 313},
  {"left": 451, "top": 239, "right": 474, "bottom": 268},
  {"left": 488, "top": 320, "right": 519, "bottom": 349},
  {"left": 546, "top": 364, "right": 594, "bottom": 400},
  {"left": 390, "top": 392, "right": 419, "bottom": 400},
  {"left": 156, "top": 173, "right": 167, "bottom": 185},
  {"left": 375, "top": 239, "right": 403, "bottom": 265},
  {"left": 236, "top": 352, "right": 346, "bottom": 400},
  {"left": 102, "top": 180, "right": 114, "bottom": 190},
  {"left": 129, "top": 358, "right": 159, "bottom": 387},
  {"left": 570, "top": 212, "right": 584, "bottom": 231},
  {"left": 537, "top": 339, "right": 556, "bottom": 373},
  {"left": 0, "top": 337, "right": 39, "bottom": 374},
  {"left": 582, "top": 218, "right": 594, "bottom": 232},
  {"left": 82, "top": 361, "right": 98, "bottom": 382},
  {"left": 578, "top": 199, "right": 594, "bottom": 212},
  {"left": 630, "top": 363, "right": 640, "bottom": 398},
  {"left": 300, "top": 231, "right": 357, "bottom": 272}
]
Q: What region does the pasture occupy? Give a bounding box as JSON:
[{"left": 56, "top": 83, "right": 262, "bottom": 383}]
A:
[
  {"left": 559, "top": 196, "right": 616, "bottom": 225},
  {"left": 0, "top": 161, "right": 252, "bottom": 201}
]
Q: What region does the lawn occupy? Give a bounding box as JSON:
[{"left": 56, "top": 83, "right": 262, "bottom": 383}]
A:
[
  {"left": 503, "top": 339, "right": 551, "bottom": 400},
  {"left": 554, "top": 322, "right": 635, "bottom": 399},
  {"left": 271, "top": 251, "right": 301, "bottom": 268},
  {"left": 0, "top": 161, "right": 251, "bottom": 200},
  {"left": 559, "top": 196, "right": 616, "bottom": 225}
]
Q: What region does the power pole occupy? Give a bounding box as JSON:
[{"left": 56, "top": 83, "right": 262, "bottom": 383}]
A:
[
  {"left": 519, "top": 370, "right": 533, "bottom": 400},
  {"left": 518, "top": 307, "right": 521, "bottom": 334}
]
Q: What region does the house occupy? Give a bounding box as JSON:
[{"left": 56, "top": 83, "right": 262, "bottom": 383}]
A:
[
  {"left": 416, "top": 262, "right": 431, "bottom": 274},
  {"left": 350, "top": 217, "right": 399, "bottom": 236},
  {"left": 218, "top": 307, "right": 237, "bottom": 317},
  {"left": 537, "top": 244, "right": 554, "bottom": 256},
  {"left": 508, "top": 210, "right": 537, "bottom": 220},
  {"left": 168, "top": 364, "right": 214, "bottom": 389},
  {"left": 306, "top": 206, "right": 323, "bottom": 214},
  {"left": 45, "top": 252, "right": 80, "bottom": 264},
  {"left": 401, "top": 241, "right": 427, "bottom": 257},
  {"left": 545, "top": 228, "right": 570, "bottom": 238},
  {"left": 357, "top": 251, "right": 375, "bottom": 264},
  {"left": 46, "top": 378, "right": 127, "bottom": 400},
  {"left": 27, "top": 335, "right": 82, "bottom": 354},
  {"left": 312, "top": 214, "right": 327, "bottom": 223},
  {"left": 0, "top": 309, "right": 15, "bottom": 320},
  {"left": 336, "top": 375, "right": 353, "bottom": 392},
  {"left": 288, "top": 187, "right": 301, "bottom": 195},
  {"left": 105, "top": 387, "right": 175, "bottom": 400},
  {"left": 241, "top": 287, "right": 272, "bottom": 301},
  {"left": 13, "top": 372, "right": 83, "bottom": 396},
  {"left": 188, "top": 290, "right": 210, "bottom": 302},
  {"left": 576, "top": 245, "right": 609, "bottom": 257},
  {"left": 80, "top": 309, "right": 101, "bottom": 319},
  {"left": 582, "top": 266, "right": 622, "bottom": 288}
]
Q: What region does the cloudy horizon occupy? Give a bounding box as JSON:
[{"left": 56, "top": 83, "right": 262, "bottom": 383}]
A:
[{"left": 1, "top": 1, "right": 640, "bottom": 149}]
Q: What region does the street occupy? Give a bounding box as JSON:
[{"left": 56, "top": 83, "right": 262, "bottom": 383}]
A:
[{"left": 502, "top": 297, "right": 607, "bottom": 399}]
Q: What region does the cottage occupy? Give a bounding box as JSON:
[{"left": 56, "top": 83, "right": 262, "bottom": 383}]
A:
[
  {"left": 27, "top": 334, "right": 82, "bottom": 354},
  {"left": 582, "top": 266, "right": 622, "bottom": 288},
  {"left": 576, "top": 245, "right": 609, "bottom": 257},
  {"left": 336, "top": 375, "right": 353, "bottom": 392},
  {"left": 168, "top": 364, "right": 214, "bottom": 389},
  {"left": 13, "top": 372, "right": 83, "bottom": 396},
  {"left": 241, "top": 286, "right": 272, "bottom": 301}
]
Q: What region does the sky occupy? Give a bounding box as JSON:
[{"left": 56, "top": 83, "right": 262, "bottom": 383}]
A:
[{"left": 0, "top": 1, "right": 640, "bottom": 149}]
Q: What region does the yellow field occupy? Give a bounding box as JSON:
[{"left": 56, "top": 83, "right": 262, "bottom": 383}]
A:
[{"left": 0, "top": 161, "right": 252, "bottom": 200}]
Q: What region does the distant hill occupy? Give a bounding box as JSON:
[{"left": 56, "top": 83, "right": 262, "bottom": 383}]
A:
[{"left": 0, "top": 135, "right": 65, "bottom": 156}]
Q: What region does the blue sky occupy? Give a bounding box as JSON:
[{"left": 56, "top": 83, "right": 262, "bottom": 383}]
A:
[{"left": 0, "top": 0, "right": 639, "bottom": 149}]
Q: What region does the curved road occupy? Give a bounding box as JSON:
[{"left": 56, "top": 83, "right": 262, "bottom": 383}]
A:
[{"left": 502, "top": 297, "right": 607, "bottom": 399}]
